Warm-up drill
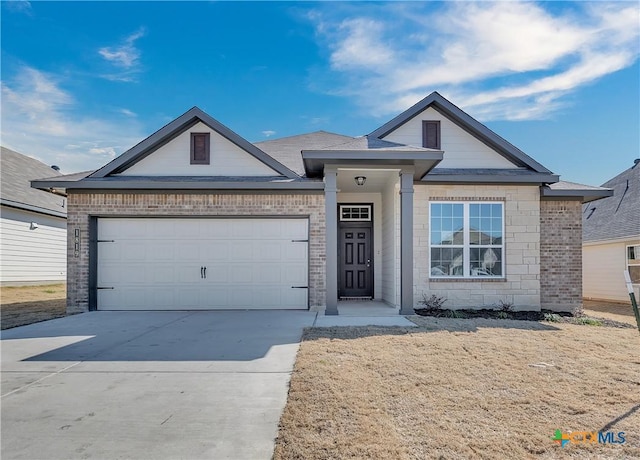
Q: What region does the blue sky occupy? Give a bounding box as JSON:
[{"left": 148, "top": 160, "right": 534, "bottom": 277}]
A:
[{"left": 1, "top": 1, "right": 638, "bottom": 186}]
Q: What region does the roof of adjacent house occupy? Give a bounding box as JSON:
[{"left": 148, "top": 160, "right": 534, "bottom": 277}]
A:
[
  {"left": 254, "top": 131, "right": 354, "bottom": 176},
  {"left": 1, "top": 146, "right": 67, "bottom": 218},
  {"left": 583, "top": 160, "right": 640, "bottom": 242}
]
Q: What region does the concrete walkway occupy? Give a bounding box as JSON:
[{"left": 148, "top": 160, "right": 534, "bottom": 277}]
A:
[{"left": 1, "top": 311, "right": 316, "bottom": 460}]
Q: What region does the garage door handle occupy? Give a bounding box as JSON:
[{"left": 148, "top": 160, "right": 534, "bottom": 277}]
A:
[
  {"left": 291, "top": 286, "right": 308, "bottom": 289},
  {"left": 200, "top": 266, "right": 204, "bottom": 279},
  {"left": 203, "top": 266, "right": 207, "bottom": 279}
]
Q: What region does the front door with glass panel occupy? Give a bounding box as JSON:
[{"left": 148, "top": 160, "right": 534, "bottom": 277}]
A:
[{"left": 338, "top": 205, "right": 373, "bottom": 298}]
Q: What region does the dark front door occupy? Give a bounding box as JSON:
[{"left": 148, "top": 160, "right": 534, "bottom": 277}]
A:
[{"left": 339, "top": 226, "right": 372, "bottom": 298}]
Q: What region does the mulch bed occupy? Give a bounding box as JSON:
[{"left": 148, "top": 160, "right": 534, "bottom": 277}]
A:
[{"left": 413, "top": 307, "right": 635, "bottom": 329}]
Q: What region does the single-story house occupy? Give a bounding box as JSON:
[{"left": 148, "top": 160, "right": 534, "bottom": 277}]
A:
[
  {"left": 583, "top": 160, "right": 640, "bottom": 302},
  {"left": 1, "top": 146, "right": 67, "bottom": 285},
  {"left": 32, "top": 92, "right": 612, "bottom": 314}
]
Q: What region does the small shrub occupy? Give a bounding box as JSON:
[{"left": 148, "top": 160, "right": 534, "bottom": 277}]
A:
[
  {"left": 496, "top": 311, "right": 509, "bottom": 319},
  {"left": 419, "top": 293, "right": 447, "bottom": 310},
  {"left": 544, "top": 313, "right": 562, "bottom": 323},
  {"left": 575, "top": 317, "right": 603, "bottom": 326},
  {"left": 445, "top": 309, "right": 466, "bottom": 319},
  {"left": 498, "top": 300, "right": 514, "bottom": 313}
]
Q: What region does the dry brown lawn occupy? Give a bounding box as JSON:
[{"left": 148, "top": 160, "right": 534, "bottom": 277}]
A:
[
  {"left": 0, "top": 283, "right": 67, "bottom": 329},
  {"left": 584, "top": 299, "right": 639, "bottom": 328},
  {"left": 275, "top": 317, "right": 640, "bottom": 460}
]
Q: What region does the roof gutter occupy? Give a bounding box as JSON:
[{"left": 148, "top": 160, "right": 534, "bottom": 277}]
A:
[
  {"left": 540, "top": 186, "right": 613, "bottom": 203},
  {"left": 31, "top": 179, "right": 325, "bottom": 191}
]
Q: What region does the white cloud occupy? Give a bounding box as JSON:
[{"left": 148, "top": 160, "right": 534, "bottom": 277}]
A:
[
  {"left": 308, "top": 2, "right": 640, "bottom": 121},
  {"left": 118, "top": 108, "right": 137, "bottom": 117},
  {"left": 98, "top": 28, "right": 146, "bottom": 81},
  {"left": 330, "top": 18, "right": 395, "bottom": 71},
  {"left": 99, "top": 28, "right": 145, "bottom": 68},
  {"left": 1, "top": 66, "right": 145, "bottom": 173},
  {"left": 262, "top": 130, "right": 276, "bottom": 137}
]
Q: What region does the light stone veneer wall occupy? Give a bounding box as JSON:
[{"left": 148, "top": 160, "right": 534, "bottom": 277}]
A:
[
  {"left": 413, "top": 185, "right": 541, "bottom": 311},
  {"left": 540, "top": 199, "right": 582, "bottom": 312},
  {"left": 66, "top": 192, "right": 326, "bottom": 314}
]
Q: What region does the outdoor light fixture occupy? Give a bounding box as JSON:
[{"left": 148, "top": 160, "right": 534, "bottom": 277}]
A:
[
  {"left": 30, "top": 222, "right": 38, "bottom": 230},
  {"left": 354, "top": 176, "right": 367, "bottom": 186}
]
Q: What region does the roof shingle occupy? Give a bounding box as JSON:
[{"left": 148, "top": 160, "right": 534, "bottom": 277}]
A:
[
  {"left": 583, "top": 161, "right": 640, "bottom": 242},
  {"left": 1, "top": 147, "right": 67, "bottom": 217}
]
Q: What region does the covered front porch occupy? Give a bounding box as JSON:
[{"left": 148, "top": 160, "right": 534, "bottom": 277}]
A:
[{"left": 302, "top": 140, "right": 442, "bottom": 315}]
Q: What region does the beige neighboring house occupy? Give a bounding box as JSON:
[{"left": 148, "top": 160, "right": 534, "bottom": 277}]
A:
[
  {"left": 32, "top": 92, "right": 611, "bottom": 314},
  {"left": 583, "top": 160, "right": 640, "bottom": 302},
  {"left": 1, "top": 147, "right": 67, "bottom": 285}
]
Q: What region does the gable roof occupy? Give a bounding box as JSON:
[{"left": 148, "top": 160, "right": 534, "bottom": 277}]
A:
[
  {"left": 369, "top": 91, "right": 553, "bottom": 174},
  {"left": 255, "top": 131, "right": 354, "bottom": 176},
  {"left": 90, "top": 107, "right": 299, "bottom": 179},
  {"left": 583, "top": 160, "right": 640, "bottom": 242},
  {"left": 1, "top": 146, "right": 66, "bottom": 218}
]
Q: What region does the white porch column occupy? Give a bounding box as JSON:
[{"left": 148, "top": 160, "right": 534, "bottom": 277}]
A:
[
  {"left": 400, "top": 170, "right": 414, "bottom": 315},
  {"left": 324, "top": 168, "right": 339, "bottom": 315}
]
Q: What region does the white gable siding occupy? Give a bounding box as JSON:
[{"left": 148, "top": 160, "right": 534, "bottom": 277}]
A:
[
  {"left": 119, "top": 122, "right": 278, "bottom": 176},
  {"left": 0, "top": 206, "right": 66, "bottom": 284},
  {"left": 382, "top": 107, "right": 516, "bottom": 169}
]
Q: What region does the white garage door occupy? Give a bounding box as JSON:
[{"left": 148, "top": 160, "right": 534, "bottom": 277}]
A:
[{"left": 97, "top": 218, "right": 308, "bottom": 310}]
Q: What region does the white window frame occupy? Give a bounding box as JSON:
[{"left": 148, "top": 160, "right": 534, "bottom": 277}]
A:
[
  {"left": 626, "top": 244, "right": 640, "bottom": 285},
  {"left": 429, "top": 201, "right": 505, "bottom": 279}
]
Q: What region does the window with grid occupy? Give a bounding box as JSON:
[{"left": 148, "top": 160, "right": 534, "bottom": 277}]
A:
[
  {"left": 430, "top": 202, "right": 504, "bottom": 278},
  {"left": 627, "top": 244, "right": 640, "bottom": 284},
  {"left": 339, "top": 205, "right": 371, "bottom": 221}
]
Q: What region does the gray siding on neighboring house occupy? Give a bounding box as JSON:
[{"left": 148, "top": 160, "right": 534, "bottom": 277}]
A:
[
  {"left": 0, "top": 206, "right": 67, "bottom": 283},
  {"left": 1, "top": 147, "right": 67, "bottom": 284}
]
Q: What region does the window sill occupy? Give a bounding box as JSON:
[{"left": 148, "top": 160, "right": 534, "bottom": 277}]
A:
[{"left": 429, "top": 277, "right": 507, "bottom": 283}]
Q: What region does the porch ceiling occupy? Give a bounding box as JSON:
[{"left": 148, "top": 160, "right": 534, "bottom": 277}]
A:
[
  {"left": 336, "top": 169, "right": 398, "bottom": 193},
  {"left": 301, "top": 150, "right": 443, "bottom": 180}
]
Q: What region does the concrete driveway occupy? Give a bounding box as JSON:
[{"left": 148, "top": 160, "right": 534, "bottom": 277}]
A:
[{"left": 1, "top": 310, "right": 316, "bottom": 460}]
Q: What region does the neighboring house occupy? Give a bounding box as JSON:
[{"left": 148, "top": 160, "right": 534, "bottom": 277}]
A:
[
  {"left": 1, "top": 147, "right": 67, "bottom": 284},
  {"left": 583, "top": 160, "right": 640, "bottom": 302},
  {"left": 32, "top": 92, "right": 611, "bottom": 314}
]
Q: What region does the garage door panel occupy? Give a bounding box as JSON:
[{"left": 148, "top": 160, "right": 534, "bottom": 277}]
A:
[
  {"left": 231, "top": 242, "right": 254, "bottom": 260},
  {"left": 174, "top": 242, "right": 201, "bottom": 262},
  {"left": 201, "top": 288, "right": 229, "bottom": 307},
  {"left": 97, "top": 218, "right": 308, "bottom": 310},
  {"left": 206, "top": 266, "right": 228, "bottom": 283},
  {"left": 229, "top": 264, "right": 252, "bottom": 283},
  {"left": 256, "top": 242, "right": 281, "bottom": 260},
  {"left": 283, "top": 265, "right": 307, "bottom": 284},
  {"left": 175, "top": 288, "right": 200, "bottom": 308},
  {"left": 283, "top": 243, "right": 307, "bottom": 261},
  {"left": 121, "top": 242, "right": 146, "bottom": 261},
  {"left": 202, "top": 242, "right": 229, "bottom": 261}
]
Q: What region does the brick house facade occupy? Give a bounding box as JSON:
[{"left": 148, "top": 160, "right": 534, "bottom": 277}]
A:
[{"left": 34, "top": 92, "right": 610, "bottom": 315}]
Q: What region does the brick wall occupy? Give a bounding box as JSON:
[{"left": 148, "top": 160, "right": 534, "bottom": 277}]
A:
[
  {"left": 66, "top": 192, "right": 325, "bottom": 313},
  {"left": 540, "top": 199, "right": 582, "bottom": 312},
  {"left": 414, "top": 185, "right": 541, "bottom": 311}
]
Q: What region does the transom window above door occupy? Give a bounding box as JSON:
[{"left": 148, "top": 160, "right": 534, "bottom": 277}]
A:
[
  {"left": 340, "top": 205, "right": 371, "bottom": 221},
  {"left": 429, "top": 202, "right": 504, "bottom": 278}
]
